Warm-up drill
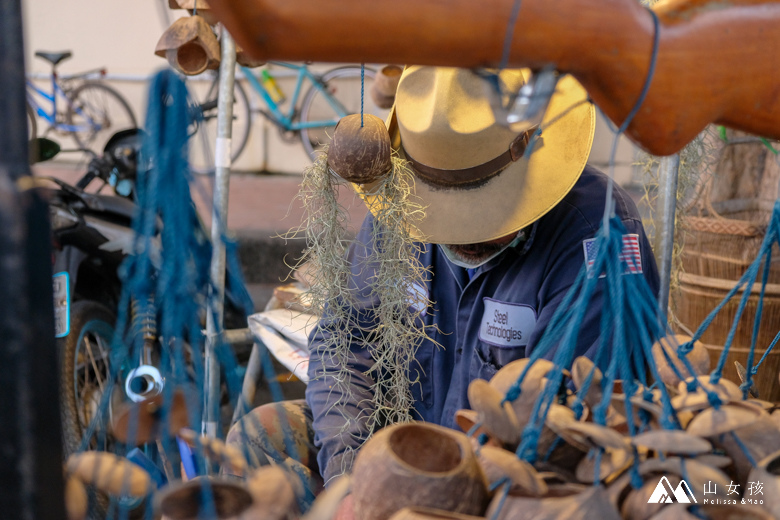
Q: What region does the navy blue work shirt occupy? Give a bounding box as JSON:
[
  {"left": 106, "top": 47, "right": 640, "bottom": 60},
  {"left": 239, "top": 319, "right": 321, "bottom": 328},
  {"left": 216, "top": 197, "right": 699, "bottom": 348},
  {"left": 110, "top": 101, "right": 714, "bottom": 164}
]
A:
[{"left": 305, "top": 166, "right": 660, "bottom": 482}]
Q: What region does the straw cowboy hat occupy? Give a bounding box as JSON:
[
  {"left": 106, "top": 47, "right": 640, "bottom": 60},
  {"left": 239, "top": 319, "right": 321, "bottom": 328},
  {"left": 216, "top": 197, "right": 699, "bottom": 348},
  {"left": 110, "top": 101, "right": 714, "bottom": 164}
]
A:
[{"left": 355, "top": 66, "right": 595, "bottom": 245}]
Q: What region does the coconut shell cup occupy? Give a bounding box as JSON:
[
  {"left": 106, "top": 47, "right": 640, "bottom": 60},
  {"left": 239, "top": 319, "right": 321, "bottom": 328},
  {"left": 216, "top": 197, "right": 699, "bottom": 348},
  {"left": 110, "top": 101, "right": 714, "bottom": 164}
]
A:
[
  {"left": 155, "top": 477, "right": 253, "bottom": 520},
  {"left": 155, "top": 16, "right": 220, "bottom": 76},
  {"left": 67, "top": 451, "right": 152, "bottom": 498},
  {"left": 747, "top": 449, "right": 780, "bottom": 519},
  {"left": 388, "top": 507, "right": 486, "bottom": 520},
  {"left": 351, "top": 422, "right": 489, "bottom": 520},
  {"left": 649, "top": 503, "right": 775, "bottom": 520},
  {"left": 486, "top": 484, "right": 621, "bottom": 520},
  {"left": 65, "top": 474, "right": 89, "bottom": 520},
  {"left": 651, "top": 335, "right": 710, "bottom": 387}
]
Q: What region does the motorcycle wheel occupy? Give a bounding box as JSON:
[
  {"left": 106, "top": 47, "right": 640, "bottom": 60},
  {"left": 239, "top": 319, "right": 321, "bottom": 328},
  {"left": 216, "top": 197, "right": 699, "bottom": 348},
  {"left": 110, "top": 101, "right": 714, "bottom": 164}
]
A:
[{"left": 59, "top": 300, "right": 147, "bottom": 519}]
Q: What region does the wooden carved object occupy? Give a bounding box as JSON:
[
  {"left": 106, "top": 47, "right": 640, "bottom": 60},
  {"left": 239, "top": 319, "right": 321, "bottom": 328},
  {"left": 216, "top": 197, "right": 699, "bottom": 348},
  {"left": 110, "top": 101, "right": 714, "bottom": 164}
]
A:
[
  {"left": 203, "top": 0, "right": 780, "bottom": 156},
  {"left": 351, "top": 422, "right": 488, "bottom": 520}
]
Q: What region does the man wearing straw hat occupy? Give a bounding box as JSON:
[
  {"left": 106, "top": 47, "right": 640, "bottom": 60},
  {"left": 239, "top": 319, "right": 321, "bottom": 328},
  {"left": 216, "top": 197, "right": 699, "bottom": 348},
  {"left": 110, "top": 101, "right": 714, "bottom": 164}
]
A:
[{"left": 228, "top": 66, "right": 660, "bottom": 504}]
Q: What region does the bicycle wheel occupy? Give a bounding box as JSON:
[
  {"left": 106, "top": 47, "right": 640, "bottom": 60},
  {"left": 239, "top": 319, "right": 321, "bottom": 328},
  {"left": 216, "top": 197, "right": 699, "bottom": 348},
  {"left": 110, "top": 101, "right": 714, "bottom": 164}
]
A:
[
  {"left": 66, "top": 81, "right": 137, "bottom": 153},
  {"left": 187, "top": 72, "right": 252, "bottom": 175},
  {"left": 299, "top": 66, "right": 389, "bottom": 161}
]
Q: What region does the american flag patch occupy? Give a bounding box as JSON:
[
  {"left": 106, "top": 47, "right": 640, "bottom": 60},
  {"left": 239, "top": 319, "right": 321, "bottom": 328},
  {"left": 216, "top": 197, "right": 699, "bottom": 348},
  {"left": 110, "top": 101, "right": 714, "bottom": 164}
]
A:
[{"left": 582, "top": 234, "right": 643, "bottom": 276}]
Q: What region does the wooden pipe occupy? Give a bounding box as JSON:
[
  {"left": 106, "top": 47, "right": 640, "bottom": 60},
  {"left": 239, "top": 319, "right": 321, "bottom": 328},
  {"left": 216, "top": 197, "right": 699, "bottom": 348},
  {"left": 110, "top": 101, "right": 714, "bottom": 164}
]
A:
[{"left": 204, "top": 0, "right": 780, "bottom": 156}]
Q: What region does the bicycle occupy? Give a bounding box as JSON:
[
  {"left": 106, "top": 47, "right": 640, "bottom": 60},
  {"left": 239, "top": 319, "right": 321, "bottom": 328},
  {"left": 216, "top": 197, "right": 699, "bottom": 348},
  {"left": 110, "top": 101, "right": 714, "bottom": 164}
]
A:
[
  {"left": 26, "top": 50, "right": 138, "bottom": 153},
  {"left": 186, "top": 61, "right": 386, "bottom": 175}
]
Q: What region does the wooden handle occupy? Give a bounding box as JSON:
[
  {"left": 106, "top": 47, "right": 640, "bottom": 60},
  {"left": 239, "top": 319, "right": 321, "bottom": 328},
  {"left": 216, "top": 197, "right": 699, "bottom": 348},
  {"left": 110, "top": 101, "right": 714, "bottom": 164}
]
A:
[{"left": 205, "top": 0, "right": 780, "bottom": 156}]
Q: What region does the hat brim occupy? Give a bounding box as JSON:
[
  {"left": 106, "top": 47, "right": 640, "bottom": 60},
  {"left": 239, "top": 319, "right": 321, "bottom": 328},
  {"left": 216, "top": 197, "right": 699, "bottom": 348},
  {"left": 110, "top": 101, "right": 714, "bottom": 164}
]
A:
[{"left": 354, "top": 73, "right": 595, "bottom": 245}]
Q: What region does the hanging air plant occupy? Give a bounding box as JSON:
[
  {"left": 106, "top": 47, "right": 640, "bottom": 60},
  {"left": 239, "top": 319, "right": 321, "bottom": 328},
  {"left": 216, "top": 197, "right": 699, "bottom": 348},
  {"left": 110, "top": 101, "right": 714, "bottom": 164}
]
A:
[{"left": 292, "top": 112, "right": 436, "bottom": 445}]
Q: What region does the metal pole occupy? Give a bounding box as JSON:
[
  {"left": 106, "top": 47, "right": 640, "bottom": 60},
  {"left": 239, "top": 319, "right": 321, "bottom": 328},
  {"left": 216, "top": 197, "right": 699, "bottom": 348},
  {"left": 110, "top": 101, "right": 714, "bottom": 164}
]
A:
[
  {"left": 203, "top": 27, "right": 237, "bottom": 438},
  {"left": 0, "top": 0, "right": 67, "bottom": 517},
  {"left": 655, "top": 153, "right": 680, "bottom": 320}
]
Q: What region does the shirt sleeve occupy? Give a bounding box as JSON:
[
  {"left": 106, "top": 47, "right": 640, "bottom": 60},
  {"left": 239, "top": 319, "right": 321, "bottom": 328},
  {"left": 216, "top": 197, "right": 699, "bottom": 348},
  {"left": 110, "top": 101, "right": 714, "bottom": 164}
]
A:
[{"left": 304, "top": 214, "right": 384, "bottom": 484}]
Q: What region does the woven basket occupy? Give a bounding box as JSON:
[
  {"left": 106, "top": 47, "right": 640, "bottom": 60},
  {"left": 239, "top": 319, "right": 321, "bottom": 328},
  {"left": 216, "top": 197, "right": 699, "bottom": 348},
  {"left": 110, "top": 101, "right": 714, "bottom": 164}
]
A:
[
  {"left": 681, "top": 198, "right": 780, "bottom": 283},
  {"left": 676, "top": 272, "right": 780, "bottom": 348},
  {"left": 675, "top": 271, "right": 780, "bottom": 401}
]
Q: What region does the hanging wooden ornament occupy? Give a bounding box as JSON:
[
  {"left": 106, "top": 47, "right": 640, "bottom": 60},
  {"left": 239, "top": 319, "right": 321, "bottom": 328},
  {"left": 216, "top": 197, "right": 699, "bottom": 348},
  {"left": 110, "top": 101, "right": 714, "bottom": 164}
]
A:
[
  {"left": 351, "top": 422, "right": 488, "bottom": 520},
  {"left": 327, "top": 113, "right": 392, "bottom": 184},
  {"left": 155, "top": 16, "right": 221, "bottom": 76},
  {"left": 64, "top": 474, "right": 88, "bottom": 520},
  {"left": 652, "top": 335, "right": 711, "bottom": 387},
  {"left": 112, "top": 390, "right": 194, "bottom": 445},
  {"left": 370, "top": 65, "right": 403, "bottom": 109},
  {"left": 155, "top": 478, "right": 254, "bottom": 520},
  {"left": 67, "top": 451, "right": 152, "bottom": 497}
]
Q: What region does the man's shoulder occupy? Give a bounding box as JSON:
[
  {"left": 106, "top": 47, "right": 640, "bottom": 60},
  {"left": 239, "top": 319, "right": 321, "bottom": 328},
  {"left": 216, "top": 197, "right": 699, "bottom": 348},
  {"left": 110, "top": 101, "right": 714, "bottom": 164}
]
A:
[{"left": 554, "top": 165, "right": 643, "bottom": 229}]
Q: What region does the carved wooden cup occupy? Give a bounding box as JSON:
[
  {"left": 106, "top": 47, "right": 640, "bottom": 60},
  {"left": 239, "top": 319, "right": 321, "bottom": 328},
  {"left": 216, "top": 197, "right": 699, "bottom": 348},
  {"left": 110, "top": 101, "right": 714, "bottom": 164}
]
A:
[{"left": 352, "top": 423, "right": 489, "bottom": 520}]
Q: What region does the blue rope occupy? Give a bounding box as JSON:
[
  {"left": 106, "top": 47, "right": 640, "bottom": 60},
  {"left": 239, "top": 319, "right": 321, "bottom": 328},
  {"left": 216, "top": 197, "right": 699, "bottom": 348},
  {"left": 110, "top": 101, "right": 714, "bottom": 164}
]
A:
[
  {"left": 498, "top": 0, "right": 524, "bottom": 70},
  {"left": 360, "top": 63, "right": 365, "bottom": 128}
]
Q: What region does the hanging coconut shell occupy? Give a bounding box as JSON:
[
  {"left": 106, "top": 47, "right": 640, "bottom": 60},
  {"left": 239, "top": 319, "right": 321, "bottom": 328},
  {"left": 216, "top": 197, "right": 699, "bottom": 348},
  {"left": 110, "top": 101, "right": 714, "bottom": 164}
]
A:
[
  {"left": 351, "top": 422, "right": 488, "bottom": 520},
  {"left": 236, "top": 44, "right": 266, "bottom": 68},
  {"left": 649, "top": 503, "right": 775, "bottom": 520},
  {"left": 637, "top": 457, "right": 731, "bottom": 493},
  {"left": 574, "top": 447, "right": 632, "bottom": 484},
  {"left": 388, "top": 507, "right": 486, "bottom": 520},
  {"left": 155, "top": 16, "right": 220, "bottom": 76},
  {"left": 64, "top": 474, "right": 89, "bottom": 520},
  {"left": 370, "top": 65, "right": 404, "bottom": 109},
  {"left": 692, "top": 453, "right": 732, "bottom": 469},
  {"left": 177, "top": 428, "right": 248, "bottom": 476},
  {"left": 710, "top": 410, "right": 780, "bottom": 486},
  {"left": 559, "top": 421, "right": 628, "bottom": 451},
  {"left": 489, "top": 359, "right": 555, "bottom": 428},
  {"left": 571, "top": 356, "right": 603, "bottom": 410},
  {"left": 747, "top": 449, "right": 780, "bottom": 519},
  {"left": 454, "top": 409, "right": 503, "bottom": 449},
  {"left": 468, "top": 378, "right": 522, "bottom": 446},
  {"left": 651, "top": 335, "right": 710, "bottom": 387},
  {"left": 620, "top": 475, "right": 684, "bottom": 520},
  {"left": 67, "top": 451, "right": 152, "bottom": 497},
  {"left": 167, "top": 0, "right": 218, "bottom": 25},
  {"left": 486, "top": 484, "right": 620, "bottom": 520},
  {"left": 477, "top": 446, "right": 548, "bottom": 496},
  {"left": 244, "top": 465, "right": 300, "bottom": 520},
  {"left": 327, "top": 114, "right": 392, "bottom": 184},
  {"left": 155, "top": 477, "right": 254, "bottom": 520},
  {"left": 302, "top": 475, "right": 351, "bottom": 520},
  {"left": 112, "top": 390, "right": 194, "bottom": 445},
  {"left": 630, "top": 429, "right": 712, "bottom": 456},
  {"left": 685, "top": 403, "right": 761, "bottom": 437}
]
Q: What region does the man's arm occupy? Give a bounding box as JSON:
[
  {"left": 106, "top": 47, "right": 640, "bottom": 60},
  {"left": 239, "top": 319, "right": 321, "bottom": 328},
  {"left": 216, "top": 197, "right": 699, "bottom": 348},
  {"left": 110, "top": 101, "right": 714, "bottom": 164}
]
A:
[{"left": 305, "top": 214, "right": 383, "bottom": 484}]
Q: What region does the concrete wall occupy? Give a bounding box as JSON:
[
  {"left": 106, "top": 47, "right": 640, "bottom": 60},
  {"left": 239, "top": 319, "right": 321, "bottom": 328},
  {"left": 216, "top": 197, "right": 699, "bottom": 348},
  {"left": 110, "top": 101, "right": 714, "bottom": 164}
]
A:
[{"left": 22, "top": 0, "right": 641, "bottom": 183}]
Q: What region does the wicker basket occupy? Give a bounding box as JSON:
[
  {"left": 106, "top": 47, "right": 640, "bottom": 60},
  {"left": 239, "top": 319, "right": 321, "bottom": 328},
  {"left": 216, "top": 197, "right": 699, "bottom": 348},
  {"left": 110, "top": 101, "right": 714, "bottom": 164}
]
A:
[
  {"left": 681, "top": 198, "right": 780, "bottom": 283},
  {"left": 675, "top": 271, "right": 780, "bottom": 401},
  {"left": 676, "top": 272, "right": 780, "bottom": 349}
]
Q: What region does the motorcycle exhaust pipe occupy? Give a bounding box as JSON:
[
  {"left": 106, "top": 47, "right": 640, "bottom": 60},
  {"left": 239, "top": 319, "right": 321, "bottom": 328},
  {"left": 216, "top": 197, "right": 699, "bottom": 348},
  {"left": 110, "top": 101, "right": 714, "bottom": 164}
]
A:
[{"left": 125, "top": 365, "right": 165, "bottom": 403}]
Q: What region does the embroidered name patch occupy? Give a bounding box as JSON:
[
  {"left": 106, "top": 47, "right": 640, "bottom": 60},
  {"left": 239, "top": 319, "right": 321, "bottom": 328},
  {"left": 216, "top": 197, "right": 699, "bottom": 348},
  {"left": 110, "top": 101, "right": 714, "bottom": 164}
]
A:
[
  {"left": 479, "top": 298, "right": 537, "bottom": 348},
  {"left": 407, "top": 282, "right": 428, "bottom": 316},
  {"left": 582, "top": 234, "right": 643, "bottom": 276}
]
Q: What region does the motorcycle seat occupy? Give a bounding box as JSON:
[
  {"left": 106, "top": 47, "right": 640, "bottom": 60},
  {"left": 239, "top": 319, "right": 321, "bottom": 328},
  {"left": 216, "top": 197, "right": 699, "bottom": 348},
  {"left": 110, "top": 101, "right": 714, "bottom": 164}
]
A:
[
  {"left": 81, "top": 192, "right": 137, "bottom": 221},
  {"left": 34, "top": 51, "right": 73, "bottom": 66}
]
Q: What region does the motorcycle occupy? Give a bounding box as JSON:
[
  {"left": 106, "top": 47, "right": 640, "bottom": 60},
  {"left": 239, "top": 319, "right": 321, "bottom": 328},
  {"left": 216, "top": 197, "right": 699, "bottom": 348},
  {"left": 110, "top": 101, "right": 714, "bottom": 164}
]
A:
[{"left": 34, "top": 130, "right": 251, "bottom": 491}]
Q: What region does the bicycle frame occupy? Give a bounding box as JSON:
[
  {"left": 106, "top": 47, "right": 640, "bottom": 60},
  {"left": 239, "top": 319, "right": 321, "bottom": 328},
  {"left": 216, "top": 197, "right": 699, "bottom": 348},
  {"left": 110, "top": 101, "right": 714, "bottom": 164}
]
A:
[
  {"left": 241, "top": 61, "right": 350, "bottom": 131},
  {"left": 26, "top": 72, "right": 100, "bottom": 134}
]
